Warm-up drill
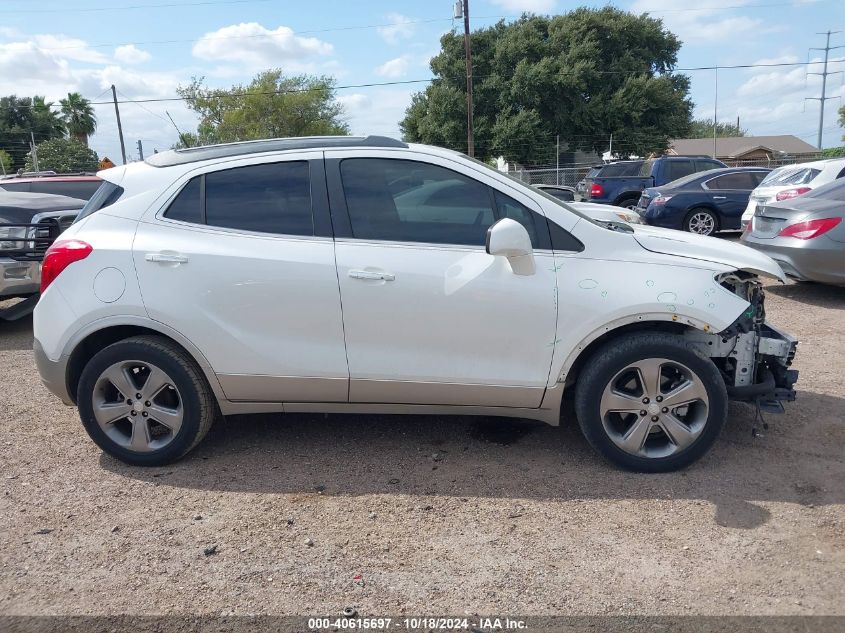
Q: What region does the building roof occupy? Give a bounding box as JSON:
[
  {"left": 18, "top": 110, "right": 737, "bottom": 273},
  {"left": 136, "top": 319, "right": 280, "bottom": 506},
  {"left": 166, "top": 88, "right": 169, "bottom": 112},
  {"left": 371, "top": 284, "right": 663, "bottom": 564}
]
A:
[{"left": 668, "top": 135, "right": 818, "bottom": 158}]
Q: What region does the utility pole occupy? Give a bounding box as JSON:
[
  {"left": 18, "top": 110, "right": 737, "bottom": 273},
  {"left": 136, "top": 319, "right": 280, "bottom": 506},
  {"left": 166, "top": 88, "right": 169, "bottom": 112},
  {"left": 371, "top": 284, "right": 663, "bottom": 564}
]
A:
[
  {"left": 555, "top": 135, "right": 560, "bottom": 185},
  {"left": 713, "top": 67, "right": 718, "bottom": 159},
  {"left": 111, "top": 85, "right": 127, "bottom": 165},
  {"left": 29, "top": 131, "right": 39, "bottom": 172},
  {"left": 136, "top": 139, "right": 144, "bottom": 161},
  {"left": 807, "top": 31, "right": 843, "bottom": 150},
  {"left": 608, "top": 133, "right": 613, "bottom": 157},
  {"left": 460, "top": 0, "right": 474, "bottom": 157}
]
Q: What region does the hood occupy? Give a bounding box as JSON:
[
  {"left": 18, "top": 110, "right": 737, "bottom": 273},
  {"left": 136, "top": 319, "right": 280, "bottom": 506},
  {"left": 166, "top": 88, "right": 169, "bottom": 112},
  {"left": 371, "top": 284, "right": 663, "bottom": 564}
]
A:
[{"left": 632, "top": 225, "right": 786, "bottom": 282}]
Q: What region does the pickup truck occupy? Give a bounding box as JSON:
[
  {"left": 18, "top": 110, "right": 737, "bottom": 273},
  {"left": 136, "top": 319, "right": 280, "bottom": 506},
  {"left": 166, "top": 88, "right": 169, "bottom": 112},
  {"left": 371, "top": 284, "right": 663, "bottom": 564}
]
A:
[
  {"left": 586, "top": 156, "right": 727, "bottom": 209},
  {"left": 0, "top": 192, "right": 84, "bottom": 320}
]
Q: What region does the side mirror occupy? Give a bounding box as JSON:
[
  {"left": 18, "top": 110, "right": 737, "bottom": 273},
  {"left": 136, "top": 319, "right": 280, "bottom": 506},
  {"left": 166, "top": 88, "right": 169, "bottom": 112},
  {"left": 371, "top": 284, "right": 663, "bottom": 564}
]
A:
[{"left": 485, "top": 218, "right": 535, "bottom": 276}]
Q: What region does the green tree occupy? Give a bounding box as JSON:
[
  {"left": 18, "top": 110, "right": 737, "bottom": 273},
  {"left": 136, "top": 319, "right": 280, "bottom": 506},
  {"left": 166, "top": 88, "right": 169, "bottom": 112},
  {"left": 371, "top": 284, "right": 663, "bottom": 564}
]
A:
[
  {"left": 839, "top": 104, "right": 845, "bottom": 141},
  {"left": 0, "top": 149, "right": 12, "bottom": 175},
  {"left": 400, "top": 9, "right": 693, "bottom": 163},
  {"left": 25, "top": 138, "right": 99, "bottom": 173},
  {"left": 59, "top": 92, "right": 97, "bottom": 146},
  {"left": 0, "top": 95, "right": 66, "bottom": 170},
  {"left": 686, "top": 118, "right": 746, "bottom": 139},
  {"left": 177, "top": 69, "right": 349, "bottom": 144}
]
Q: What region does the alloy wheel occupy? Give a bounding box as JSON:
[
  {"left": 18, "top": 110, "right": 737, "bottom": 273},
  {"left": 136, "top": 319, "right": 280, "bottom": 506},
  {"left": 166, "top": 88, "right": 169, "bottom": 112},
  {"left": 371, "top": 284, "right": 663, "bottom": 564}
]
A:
[
  {"left": 599, "top": 358, "right": 709, "bottom": 459},
  {"left": 92, "top": 360, "right": 184, "bottom": 453},
  {"left": 688, "top": 212, "right": 716, "bottom": 235}
]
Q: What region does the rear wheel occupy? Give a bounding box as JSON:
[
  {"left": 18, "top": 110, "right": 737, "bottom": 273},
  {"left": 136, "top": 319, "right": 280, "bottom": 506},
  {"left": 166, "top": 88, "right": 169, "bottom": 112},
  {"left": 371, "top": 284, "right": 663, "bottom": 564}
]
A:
[
  {"left": 77, "top": 335, "right": 217, "bottom": 466},
  {"left": 618, "top": 197, "right": 640, "bottom": 210},
  {"left": 684, "top": 208, "right": 719, "bottom": 235},
  {"left": 574, "top": 333, "right": 728, "bottom": 472}
]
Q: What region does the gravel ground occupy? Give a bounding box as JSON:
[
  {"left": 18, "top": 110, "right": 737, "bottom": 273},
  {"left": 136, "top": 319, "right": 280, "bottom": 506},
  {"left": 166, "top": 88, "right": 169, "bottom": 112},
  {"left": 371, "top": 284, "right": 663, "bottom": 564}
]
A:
[{"left": 0, "top": 278, "right": 843, "bottom": 619}]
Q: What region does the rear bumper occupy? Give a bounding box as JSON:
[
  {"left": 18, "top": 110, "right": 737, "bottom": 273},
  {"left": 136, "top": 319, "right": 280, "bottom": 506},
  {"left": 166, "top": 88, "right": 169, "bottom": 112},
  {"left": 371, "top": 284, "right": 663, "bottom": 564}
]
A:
[
  {"left": 33, "top": 338, "right": 74, "bottom": 405},
  {"left": 0, "top": 258, "right": 40, "bottom": 299},
  {"left": 740, "top": 234, "right": 845, "bottom": 285}
]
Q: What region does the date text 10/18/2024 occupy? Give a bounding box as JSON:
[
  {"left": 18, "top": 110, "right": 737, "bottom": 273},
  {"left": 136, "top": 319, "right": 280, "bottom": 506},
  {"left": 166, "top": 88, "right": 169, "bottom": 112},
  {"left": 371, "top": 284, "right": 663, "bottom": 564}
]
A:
[{"left": 308, "top": 617, "right": 528, "bottom": 630}]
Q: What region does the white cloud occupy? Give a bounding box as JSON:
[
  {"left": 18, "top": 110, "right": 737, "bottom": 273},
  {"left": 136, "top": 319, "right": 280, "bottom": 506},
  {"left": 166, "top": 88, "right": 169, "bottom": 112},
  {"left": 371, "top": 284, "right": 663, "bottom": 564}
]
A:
[
  {"left": 490, "top": 0, "right": 556, "bottom": 12},
  {"left": 377, "top": 13, "right": 416, "bottom": 45},
  {"left": 192, "top": 22, "right": 333, "bottom": 72},
  {"left": 114, "top": 44, "right": 151, "bottom": 65},
  {"left": 375, "top": 56, "right": 411, "bottom": 78},
  {"left": 630, "top": 0, "right": 763, "bottom": 44},
  {"left": 31, "top": 33, "right": 109, "bottom": 64},
  {"left": 339, "top": 89, "right": 413, "bottom": 138}
]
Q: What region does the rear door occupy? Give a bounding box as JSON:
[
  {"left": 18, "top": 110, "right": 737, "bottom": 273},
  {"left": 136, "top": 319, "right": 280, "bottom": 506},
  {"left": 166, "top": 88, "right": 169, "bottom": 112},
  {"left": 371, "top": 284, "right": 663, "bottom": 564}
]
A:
[
  {"left": 325, "top": 150, "right": 558, "bottom": 408},
  {"left": 133, "top": 153, "right": 349, "bottom": 402},
  {"left": 702, "top": 171, "right": 759, "bottom": 229}
]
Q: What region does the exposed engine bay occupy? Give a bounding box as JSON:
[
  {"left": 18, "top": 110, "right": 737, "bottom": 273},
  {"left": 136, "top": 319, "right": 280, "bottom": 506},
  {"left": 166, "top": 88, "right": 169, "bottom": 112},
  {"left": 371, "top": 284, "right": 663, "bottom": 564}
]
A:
[{"left": 683, "top": 271, "right": 799, "bottom": 413}]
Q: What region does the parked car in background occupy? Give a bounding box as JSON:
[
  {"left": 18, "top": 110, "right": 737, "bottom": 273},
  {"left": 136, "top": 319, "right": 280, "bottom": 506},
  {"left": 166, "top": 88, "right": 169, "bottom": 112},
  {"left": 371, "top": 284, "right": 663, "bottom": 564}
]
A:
[
  {"left": 575, "top": 166, "right": 601, "bottom": 199},
  {"left": 637, "top": 167, "right": 770, "bottom": 235},
  {"left": 534, "top": 184, "right": 576, "bottom": 201},
  {"left": 567, "top": 201, "right": 644, "bottom": 225},
  {"left": 587, "top": 156, "right": 727, "bottom": 210},
  {"left": 0, "top": 174, "right": 102, "bottom": 201},
  {"left": 0, "top": 191, "right": 84, "bottom": 320},
  {"left": 740, "top": 158, "right": 845, "bottom": 229},
  {"left": 741, "top": 177, "right": 845, "bottom": 285},
  {"left": 34, "top": 136, "right": 798, "bottom": 473}
]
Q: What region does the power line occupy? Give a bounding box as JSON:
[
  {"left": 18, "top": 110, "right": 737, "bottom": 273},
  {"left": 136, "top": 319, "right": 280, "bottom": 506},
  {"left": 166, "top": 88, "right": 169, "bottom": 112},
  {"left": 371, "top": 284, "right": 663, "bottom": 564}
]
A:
[{"left": 3, "top": 0, "right": 273, "bottom": 14}]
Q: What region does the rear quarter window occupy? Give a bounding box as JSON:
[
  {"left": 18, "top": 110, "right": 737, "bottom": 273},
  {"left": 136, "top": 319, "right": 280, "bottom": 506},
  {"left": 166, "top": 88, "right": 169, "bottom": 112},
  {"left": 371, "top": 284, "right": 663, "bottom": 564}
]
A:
[{"left": 73, "top": 181, "right": 124, "bottom": 223}]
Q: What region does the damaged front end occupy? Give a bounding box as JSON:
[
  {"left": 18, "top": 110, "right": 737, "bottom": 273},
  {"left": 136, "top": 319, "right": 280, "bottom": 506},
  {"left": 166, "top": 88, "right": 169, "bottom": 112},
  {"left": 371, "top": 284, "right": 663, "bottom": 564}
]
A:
[{"left": 684, "top": 272, "right": 799, "bottom": 413}]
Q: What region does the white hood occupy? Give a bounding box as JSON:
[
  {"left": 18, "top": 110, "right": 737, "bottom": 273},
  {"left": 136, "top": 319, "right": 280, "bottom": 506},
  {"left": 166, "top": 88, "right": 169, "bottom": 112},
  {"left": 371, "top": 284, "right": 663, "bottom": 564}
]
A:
[{"left": 632, "top": 225, "right": 787, "bottom": 282}]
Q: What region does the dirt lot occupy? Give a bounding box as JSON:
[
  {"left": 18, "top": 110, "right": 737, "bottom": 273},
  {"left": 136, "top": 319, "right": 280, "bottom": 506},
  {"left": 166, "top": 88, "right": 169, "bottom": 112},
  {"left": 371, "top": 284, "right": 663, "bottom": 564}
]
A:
[{"left": 1, "top": 279, "right": 843, "bottom": 619}]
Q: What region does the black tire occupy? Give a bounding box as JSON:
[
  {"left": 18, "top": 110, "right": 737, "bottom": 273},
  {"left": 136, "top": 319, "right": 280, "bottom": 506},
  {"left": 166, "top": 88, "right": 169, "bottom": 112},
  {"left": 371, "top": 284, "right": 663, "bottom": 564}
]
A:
[
  {"left": 574, "top": 332, "right": 728, "bottom": 472},
  {"left": 683, "top": 208, "right": 719, "bottom": 235},
  {"left": 617, "top": 197, "right": 640, "bottom": 210},
  {"left": 77, "top": 335, "right": 218, "bottom": 466}
]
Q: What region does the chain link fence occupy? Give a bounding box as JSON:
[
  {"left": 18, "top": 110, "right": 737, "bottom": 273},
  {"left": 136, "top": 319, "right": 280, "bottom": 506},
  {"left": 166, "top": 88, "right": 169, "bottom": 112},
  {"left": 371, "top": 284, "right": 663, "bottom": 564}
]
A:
[{"left": 511, "top": 153, "right": 826, "bottom": 190}]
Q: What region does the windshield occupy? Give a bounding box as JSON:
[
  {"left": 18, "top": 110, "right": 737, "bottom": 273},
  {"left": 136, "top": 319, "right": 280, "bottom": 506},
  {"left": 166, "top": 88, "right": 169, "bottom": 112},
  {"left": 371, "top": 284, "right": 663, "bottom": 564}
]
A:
[
  {"left": 599, "top": 161, "right": 644, "bottom": 177},
  {"left": 760, "top": 167, "right": 821, "bottom": 187},
  {"left": 460, "top": 153, "right": 599, "bottom": 225}
]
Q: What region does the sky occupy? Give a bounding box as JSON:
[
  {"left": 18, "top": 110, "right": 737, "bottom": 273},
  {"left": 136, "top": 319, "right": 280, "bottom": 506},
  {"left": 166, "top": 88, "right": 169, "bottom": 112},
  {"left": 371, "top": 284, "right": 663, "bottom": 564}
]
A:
[{"left": 1, "top": 0, "right": 843, "bottom": 164}]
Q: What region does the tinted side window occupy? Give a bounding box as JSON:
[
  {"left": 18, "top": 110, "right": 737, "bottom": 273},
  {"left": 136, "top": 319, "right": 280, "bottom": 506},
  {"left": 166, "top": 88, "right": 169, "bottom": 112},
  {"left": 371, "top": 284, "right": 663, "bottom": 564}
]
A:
[
  {"left": 749, "top": 171, "right": 769, "bottom": 186},
  {"left": 73, "top": 181, "right": 124, "bottom": 223},
  {"left": 666, "top": 160, "right": 695, "bottom": 181},
  {"left": 548, "top": 221, "right": 584, "bottom": 253},
  {"left": 164, "top": 176, "right": 203, "bottom": 224},
  {"left": 695, "top": 160, "right": 722, "bottom": 173},
  {"left": 707, "top": 172, "right": 756, "bottom": 190},
  {"left": 205, "top": 162, "right": 312, "bottom": 235},
  {"left": 340, "top": 158, "right": 495, "bottom": 246},
  {"left": 494, "top": 191, "right": 550, "bottom": 249}
]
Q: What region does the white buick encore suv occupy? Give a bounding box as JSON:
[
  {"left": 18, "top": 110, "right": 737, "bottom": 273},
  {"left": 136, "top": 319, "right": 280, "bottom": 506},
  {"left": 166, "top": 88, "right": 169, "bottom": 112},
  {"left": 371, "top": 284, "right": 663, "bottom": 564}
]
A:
[{"left": 33, "top": 136, "right": 799, "bottom": 471}]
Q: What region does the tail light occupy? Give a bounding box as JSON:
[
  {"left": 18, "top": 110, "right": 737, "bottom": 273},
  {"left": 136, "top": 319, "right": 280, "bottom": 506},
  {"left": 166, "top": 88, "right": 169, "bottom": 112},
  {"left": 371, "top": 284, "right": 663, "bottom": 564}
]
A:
[
  {"left": 590, "top": 183, "right": 604, "bottom": 198},
  {"left": 777, "top": 217, "right": 842, "bottom": 240},
  {"left": 40, "top": 239, "right": 93, "bottom": 293},
  {"left": 775, "top": 187, "right": 811, "bottom": 202}
]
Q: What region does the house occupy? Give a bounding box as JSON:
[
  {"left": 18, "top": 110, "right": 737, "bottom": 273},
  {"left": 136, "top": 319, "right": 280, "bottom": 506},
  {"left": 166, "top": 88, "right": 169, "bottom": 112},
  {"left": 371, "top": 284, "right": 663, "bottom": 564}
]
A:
[{"left": 667, "top": 135, "right": 819, "bottom": 162}]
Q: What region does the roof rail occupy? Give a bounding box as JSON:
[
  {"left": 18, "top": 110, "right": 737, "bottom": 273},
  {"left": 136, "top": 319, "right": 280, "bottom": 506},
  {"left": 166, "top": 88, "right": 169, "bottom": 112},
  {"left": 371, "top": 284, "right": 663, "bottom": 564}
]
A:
[{"left": 145, "top": 135, "right": 408, "bottom": 168}]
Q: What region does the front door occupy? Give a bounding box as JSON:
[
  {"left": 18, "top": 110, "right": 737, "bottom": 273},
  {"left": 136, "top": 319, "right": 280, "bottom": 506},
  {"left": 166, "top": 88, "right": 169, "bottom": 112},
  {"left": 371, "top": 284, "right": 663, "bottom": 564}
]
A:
[
  {"left": 133, "top": 154, "right": 349, "bottom": 402},
  {"left": 325, "top": 151, "right": 558, "bottom": 408}
]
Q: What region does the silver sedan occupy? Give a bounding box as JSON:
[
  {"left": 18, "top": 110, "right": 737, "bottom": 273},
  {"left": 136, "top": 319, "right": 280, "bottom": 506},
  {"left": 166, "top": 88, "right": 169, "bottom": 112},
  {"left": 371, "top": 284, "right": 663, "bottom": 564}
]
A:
[{"left": 741, "top": 178, "right": 845, "bottom": 285}]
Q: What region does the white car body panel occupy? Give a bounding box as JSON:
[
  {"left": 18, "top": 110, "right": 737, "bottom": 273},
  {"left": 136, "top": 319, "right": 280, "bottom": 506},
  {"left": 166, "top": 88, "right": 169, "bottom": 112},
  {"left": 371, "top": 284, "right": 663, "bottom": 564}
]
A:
[
  {"left": 34, "top": 140, "right": 790, "bottom": 423},
  {"left": 741, "top": 158, "right": 845, "bottom": 225}
]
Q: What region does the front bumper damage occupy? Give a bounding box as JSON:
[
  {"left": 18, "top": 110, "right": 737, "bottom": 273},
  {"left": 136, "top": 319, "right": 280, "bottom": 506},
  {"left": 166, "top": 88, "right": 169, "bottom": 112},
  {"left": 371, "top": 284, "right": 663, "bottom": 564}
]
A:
[{"left": 684, "top": 274, "right": 798, "bottom": 414}]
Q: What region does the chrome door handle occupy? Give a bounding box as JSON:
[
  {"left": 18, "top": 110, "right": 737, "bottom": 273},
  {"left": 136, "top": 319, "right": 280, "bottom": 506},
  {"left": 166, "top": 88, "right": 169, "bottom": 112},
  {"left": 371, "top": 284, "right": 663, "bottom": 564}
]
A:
[
  {"left": 348, "top": 269, "right": 395, "bottom": 281},
  {"left": 713, "top": 196, "right": 727, "bottom": 200},
  {"left": 145, "top": 252, "right": 189, "bottom": 264}
]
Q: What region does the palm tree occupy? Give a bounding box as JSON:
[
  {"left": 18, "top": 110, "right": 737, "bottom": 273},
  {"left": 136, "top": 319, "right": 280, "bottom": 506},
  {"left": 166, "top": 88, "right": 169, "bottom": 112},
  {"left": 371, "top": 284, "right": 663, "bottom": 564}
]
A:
[
  {"left": 59, "top": 92, "right": 97, "bottom": 146},
  {"left": 32, "top": 96, "right": 65, "bottom": 138}
]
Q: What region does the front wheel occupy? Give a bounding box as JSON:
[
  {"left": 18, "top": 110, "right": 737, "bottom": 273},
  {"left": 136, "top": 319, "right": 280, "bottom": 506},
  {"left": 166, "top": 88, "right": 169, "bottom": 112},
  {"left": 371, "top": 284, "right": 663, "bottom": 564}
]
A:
[
  {"left": 77, "top": 335, "right": 218, "bottom": 466},
  {"left": 574, "top": 333, "right": 728, "bottom": 472}
]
